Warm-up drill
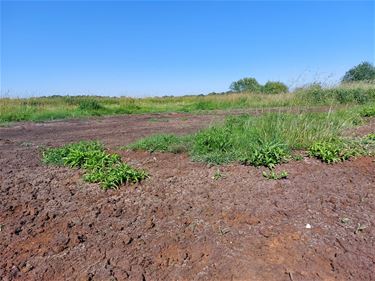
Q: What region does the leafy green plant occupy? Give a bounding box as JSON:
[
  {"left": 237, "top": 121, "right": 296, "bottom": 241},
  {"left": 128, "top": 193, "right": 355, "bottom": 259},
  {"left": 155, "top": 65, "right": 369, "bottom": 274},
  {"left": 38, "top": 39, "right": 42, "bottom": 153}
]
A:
[
  {"left": 84, "top": 163, "right": 148, "bottom": 189},
  {"left": 42, "top": 141, "right": 147, "bottom": 189},
  {"left": 262, "top": 169, "right": 288, "bottom": 180},
  {"left": 359, "top": 105, "right": 375, "bottom": 117},
  {"left": 239, "top": 141, "right": 289, "bottom": 168},
  {"left": 365, "top": 133, "right": 375, "bottom": 141},
  {"left": 308, "top": 139, "right": 362, "bottom": 163}
]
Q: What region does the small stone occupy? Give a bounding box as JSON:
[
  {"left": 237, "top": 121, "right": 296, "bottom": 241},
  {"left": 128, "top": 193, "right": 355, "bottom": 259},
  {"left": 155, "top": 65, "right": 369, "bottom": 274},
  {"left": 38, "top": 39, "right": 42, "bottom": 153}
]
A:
[
  {"left": 305, "top": 223, "right": 312, "bottom": 229},
  {"left": 341, "top": 218, "right": 350, "bottom": 224},
  {"left": 20, "top": 262, "right": 34, "bottom": 273},
  {"left": 123, "top": 234, "right": 132, "bottom": 245}
]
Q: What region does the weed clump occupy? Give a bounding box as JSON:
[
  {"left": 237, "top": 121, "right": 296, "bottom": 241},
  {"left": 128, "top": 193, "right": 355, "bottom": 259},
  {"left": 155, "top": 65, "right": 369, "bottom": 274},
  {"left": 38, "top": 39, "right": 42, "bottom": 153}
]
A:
[
  {"left": 42, "top": 141, "right": 147, "bottom": 189},
  {"left": 359, "top": 105, "right": 375, "bottom": 117},
  {"left": 262, "top": 170, "right": 288, "bottom": 180},
  {"left": 308, "top": 139, "right": 365, "bottom": 163}
]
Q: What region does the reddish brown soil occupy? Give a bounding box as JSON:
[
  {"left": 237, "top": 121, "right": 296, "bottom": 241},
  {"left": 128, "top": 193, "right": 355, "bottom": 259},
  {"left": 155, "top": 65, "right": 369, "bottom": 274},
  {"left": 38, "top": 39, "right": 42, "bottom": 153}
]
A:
[{"left": 0, "top": 112, "right": 374, "bottom": 281}]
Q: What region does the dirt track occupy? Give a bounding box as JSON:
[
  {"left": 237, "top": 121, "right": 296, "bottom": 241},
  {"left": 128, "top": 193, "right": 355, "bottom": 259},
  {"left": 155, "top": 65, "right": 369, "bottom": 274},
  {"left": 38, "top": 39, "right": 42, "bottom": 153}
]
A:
[{"left": 0, "top": 112, "right": 374, "bottom": 281}]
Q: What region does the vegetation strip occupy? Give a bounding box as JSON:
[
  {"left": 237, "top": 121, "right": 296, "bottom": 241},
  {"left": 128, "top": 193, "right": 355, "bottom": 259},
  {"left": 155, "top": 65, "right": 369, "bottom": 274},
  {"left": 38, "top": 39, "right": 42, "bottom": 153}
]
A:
[
  {"left": 42, "top": 141, "right": 148, "bottom": 189},
  {"left": 126, "top": 105, "right": 375, "bottom": 173},
  {"left": 1, "top": 82, "right": 375, "bottom": 123}
]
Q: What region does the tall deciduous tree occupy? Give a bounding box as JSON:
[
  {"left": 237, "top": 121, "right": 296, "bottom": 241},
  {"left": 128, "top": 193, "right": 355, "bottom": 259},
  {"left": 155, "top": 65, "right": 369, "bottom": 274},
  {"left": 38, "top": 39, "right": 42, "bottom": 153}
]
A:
[
  {"left": 230, "top": 77, "right": 261, "bottom": 93},
  {"left": 342, "top": 62, "right": 375, "bottom": 83}
]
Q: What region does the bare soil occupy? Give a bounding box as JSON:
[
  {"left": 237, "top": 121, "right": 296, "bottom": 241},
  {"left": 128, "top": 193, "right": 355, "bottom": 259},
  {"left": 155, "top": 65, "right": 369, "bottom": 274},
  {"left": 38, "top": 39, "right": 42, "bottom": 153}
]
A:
[{"left": 0, "top": 112, "right": 374, "bottom": 281}]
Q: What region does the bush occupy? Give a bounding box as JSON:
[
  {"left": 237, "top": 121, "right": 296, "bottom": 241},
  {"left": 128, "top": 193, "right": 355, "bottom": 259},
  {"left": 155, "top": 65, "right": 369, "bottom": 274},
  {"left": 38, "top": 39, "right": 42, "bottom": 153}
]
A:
[
  {"left": 342, "top": 62, "right": 375, "bottom": 83},
  {"left": 230, "top": 77, "right": 262, "bottom": 93},
  {"left": 262, "top": 81, "right": 289, "bottom": 94}
]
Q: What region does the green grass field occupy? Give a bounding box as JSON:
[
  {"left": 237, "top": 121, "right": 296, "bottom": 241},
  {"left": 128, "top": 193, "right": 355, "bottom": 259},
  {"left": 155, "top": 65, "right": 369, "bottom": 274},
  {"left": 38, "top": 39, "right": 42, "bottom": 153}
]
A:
[{"left": 1, "top": 82, "right": 374, "bottom": 123}]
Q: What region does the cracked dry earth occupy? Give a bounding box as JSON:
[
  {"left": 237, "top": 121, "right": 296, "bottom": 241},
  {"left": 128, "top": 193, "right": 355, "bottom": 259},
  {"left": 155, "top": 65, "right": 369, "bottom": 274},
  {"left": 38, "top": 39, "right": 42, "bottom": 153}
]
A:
[{"left": 0, "top": 113, "right": 374, "bottom": 281}]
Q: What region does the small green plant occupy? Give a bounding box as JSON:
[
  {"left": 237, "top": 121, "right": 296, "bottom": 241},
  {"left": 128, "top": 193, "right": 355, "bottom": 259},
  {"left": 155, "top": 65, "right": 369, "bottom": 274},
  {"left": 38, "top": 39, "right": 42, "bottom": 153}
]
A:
[
  {"left": 212, "top": 168, "right": 223, "bottom": 180},
  {"left": 84, "top": 163, "right": 148, "bottom": 189},
  {"left": 308, "top": 139, "right": 362, "bottom": 163},
  {"left": 262, "top": 169, "right": 288, "bottom": 180},
  {"left": 239, "top": 141, "right": 290, "bottom": 168},
  {"left": 359, "top": 105, "right": 375, "bottom": 117},
  {"left": 292, "top": 154, "right": 304, "bottom": 161},
  {"left": 42, "top": 141, "right": 147, "bottom": 189},
  {"left": 365, "top": 133, "right": 375, "bottom": 141}
]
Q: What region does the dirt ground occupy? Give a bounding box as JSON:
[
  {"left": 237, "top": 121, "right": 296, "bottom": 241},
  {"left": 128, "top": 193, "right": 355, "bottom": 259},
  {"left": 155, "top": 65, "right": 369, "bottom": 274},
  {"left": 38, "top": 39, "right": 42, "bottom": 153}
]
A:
[{"left": 0, "top": 111, "right": 374, "bottom": 281}]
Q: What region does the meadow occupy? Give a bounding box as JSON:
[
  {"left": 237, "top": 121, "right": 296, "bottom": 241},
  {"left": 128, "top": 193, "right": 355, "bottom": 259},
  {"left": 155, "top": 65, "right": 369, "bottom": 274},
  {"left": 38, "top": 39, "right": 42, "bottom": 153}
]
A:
[{"left": 1, "top": 82, "right": 374, "bottom": 123}]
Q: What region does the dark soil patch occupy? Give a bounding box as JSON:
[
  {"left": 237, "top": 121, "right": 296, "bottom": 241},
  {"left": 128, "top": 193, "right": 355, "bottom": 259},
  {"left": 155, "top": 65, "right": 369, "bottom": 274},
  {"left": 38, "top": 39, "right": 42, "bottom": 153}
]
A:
[{"left": 0, "top": 111, "right": 374, "bottom": 281}]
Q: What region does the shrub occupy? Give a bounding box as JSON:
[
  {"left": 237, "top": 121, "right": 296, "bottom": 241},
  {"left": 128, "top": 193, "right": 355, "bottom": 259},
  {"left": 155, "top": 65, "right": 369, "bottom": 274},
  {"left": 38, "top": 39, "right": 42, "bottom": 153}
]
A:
[
  {"left": 342, "top": 62, "right": 375, "bottom": 83},
  {"left": 262, "top": 81, "right": 289, "bottom": 94}
]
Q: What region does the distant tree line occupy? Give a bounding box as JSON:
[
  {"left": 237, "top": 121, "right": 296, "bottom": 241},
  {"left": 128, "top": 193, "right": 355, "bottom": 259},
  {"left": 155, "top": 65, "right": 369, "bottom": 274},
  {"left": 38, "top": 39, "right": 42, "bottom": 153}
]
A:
[
  {"left": 229, "top": 77, "right": 289, "bottom": 94},
  {"left": 227, "top": 61, "right": 375, "bottom": 95}
]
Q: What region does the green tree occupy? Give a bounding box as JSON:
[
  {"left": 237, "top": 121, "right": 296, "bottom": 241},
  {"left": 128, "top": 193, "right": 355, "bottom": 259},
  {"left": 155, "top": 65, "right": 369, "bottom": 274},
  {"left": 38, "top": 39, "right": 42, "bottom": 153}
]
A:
[
  {"left": 230, "top": 77, "right": 261, "bottom": 93},
  {"left": 262, "top": 81, "right": 289, "bottom": 94},
  {"left": 342, "top": 62, "right": 375, "bottom": 83}
]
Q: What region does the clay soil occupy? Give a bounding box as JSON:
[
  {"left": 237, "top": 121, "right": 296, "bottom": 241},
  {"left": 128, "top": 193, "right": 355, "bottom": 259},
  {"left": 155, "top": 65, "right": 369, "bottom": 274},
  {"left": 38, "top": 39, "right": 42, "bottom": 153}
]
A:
[{"left": 0, "top": 112, "right": 374, "bottom": 281}]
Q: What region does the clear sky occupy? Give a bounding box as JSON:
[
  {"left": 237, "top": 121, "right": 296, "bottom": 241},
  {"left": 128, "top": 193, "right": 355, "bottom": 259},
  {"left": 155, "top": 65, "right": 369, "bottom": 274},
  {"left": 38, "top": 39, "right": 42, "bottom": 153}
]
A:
[{"left": 1, "top": 0, "right": 374, "bottom": 97}]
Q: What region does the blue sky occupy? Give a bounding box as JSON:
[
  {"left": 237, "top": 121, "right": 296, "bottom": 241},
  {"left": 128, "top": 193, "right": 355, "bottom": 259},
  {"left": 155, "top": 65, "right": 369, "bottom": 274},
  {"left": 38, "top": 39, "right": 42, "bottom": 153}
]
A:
[{"left": 1, "top": 1, "right": 374, "bottom": 97}]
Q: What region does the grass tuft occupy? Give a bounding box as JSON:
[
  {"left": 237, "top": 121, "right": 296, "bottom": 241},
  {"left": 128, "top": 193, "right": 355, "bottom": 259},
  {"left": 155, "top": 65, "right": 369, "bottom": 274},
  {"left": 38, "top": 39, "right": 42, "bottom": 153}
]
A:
[
  {"left": 126, "top": 134, "right": 192, "bottom": 153},
  {"left": 42, "top": 141, "right": 147, "bottom": 189}
]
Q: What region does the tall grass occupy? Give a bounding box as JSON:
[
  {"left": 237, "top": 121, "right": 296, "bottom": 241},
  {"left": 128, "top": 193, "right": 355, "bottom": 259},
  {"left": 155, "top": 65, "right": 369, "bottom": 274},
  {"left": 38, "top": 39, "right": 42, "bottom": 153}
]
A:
[
  {"left": 127, "top": 105, "right": 374, "bottom": 166},
  {"left": 1, "top": 82, "right": 375, "bottom": 123}
]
